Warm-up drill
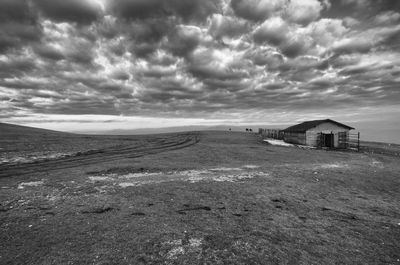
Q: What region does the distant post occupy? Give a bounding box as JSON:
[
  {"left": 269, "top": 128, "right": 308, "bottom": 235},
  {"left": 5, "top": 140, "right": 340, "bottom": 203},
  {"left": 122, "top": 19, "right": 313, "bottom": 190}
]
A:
[{"left": 358, "top": 132, "right": 360, "bottom": 151}]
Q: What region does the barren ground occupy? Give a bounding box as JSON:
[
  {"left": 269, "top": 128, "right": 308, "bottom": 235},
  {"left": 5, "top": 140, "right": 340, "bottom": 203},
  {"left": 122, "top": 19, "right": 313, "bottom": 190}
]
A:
[{"left": 0, "top": 124, "right": 399, "bottom": 264}]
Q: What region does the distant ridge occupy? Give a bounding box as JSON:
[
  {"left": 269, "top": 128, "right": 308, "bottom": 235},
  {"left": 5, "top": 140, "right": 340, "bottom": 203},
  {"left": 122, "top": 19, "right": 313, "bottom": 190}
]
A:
[
  {"left": 74, "top": 124, "right": 286, "bottom": 135},
  {"left": 0, "top": 122, "right": 288, "bottom": 137},
  {"left": 0, "top": 122, "right": 73, "bottom": 137}
]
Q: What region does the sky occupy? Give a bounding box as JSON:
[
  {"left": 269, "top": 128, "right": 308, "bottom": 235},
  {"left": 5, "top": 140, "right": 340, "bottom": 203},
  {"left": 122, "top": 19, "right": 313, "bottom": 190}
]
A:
[{"left": 0, "top": 0, "right": 399, "bottom": 143}]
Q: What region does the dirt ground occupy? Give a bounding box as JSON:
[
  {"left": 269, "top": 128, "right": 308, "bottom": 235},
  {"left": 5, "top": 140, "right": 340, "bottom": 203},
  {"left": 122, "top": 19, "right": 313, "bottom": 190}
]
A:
[{"left": 0, "top": 127, "right": 399, "bottom": 264}]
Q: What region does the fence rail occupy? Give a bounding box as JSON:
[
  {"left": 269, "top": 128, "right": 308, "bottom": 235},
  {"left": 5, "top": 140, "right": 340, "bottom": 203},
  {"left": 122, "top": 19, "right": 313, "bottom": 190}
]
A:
[
  {"left": 347, "top": 132, "right": 360, "bottom": 151},
  {"left": 336, "top": 132, "right": 360, "bottom": 151},
  {"left": 258, "top": 128, "right": 284, "bottom": 140}
]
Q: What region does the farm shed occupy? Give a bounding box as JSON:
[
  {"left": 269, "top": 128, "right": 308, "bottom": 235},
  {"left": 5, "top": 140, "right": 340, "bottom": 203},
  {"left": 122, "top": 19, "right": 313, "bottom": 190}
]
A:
[{"left": 282, "top": 119, "right": 354, "bottom": 148}]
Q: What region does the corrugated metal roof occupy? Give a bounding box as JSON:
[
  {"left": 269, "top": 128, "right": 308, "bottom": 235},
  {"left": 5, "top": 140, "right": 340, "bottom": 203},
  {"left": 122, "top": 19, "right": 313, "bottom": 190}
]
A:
[{"left": 283, "top": 119, "right": 354, "bottom": 133}]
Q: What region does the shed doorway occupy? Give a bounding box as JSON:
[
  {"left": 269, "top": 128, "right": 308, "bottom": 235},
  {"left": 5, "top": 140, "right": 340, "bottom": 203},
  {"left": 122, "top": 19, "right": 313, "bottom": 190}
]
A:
[{"left": 322, "top": 133, "right": 334, "bottom": 148}]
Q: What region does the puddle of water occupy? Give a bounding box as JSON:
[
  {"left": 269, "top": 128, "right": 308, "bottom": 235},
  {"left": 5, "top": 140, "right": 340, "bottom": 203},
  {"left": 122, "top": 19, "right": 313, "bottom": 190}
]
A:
[
  {"left": 18, "top": 180, "right": 44, "bottom": 189},
  {"left": 209, "top": 167, "right": 242, "bottom": 172},
  {"left": 119, "top": 182, "right": 137, "bottom": 188},
  {"left": 178, "top": 170, "right": 210, "bottom": 178},
  {"left": 89, "top": 176, "right": 113, "bottom": 181},
  {"left": 315, "top": 163, "right": 348, "bottom": 169},
  {"left": 242, "top": 165, "right": 260, "bottom": 169}
]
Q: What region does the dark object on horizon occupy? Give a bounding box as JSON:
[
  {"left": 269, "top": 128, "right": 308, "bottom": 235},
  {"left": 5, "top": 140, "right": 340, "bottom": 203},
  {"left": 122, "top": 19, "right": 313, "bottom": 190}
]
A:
[
  {"left": 246, "top": 128, "right": 249, "bottom": 132},
  {"left": 229, "top": 128, "right": 231, "bottom": 131},
  {"left": 249, "top": 129, "right": 253, "bottom": 132}
]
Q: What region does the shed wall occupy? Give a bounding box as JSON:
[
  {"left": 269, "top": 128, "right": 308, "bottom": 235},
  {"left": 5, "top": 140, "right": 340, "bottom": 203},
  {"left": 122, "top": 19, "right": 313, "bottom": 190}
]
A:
[
  {"left": 305, "top": 131, "right": 320, "bottom": 147},
  {"left": 283, "top": 132, "right": 306, "bottom": 145},
  {"left": 305, "top": 122, "right": 350, "bottom": 147}
]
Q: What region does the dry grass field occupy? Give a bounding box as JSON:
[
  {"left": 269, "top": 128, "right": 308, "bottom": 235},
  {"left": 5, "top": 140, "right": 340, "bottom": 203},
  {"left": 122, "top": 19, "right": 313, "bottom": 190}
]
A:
[{"left": 0, "top": 123, "right": 399, "bottom": 264}]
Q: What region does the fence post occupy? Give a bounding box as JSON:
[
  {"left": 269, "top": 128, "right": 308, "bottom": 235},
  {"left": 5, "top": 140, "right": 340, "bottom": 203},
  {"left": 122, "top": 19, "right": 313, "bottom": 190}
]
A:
[
  {"left": 317, "top": 133, "right": 321, "bottom": 149},
  {"left": 357, "top": 132, "right": 360, "bottom": 151}
]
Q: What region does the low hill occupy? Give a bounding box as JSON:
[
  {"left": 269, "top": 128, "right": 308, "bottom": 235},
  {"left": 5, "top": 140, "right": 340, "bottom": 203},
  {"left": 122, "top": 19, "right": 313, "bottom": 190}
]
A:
[
  {"left": 0, "top": 122, "right": 72, "bottom": 138},
  {"left": 0, "top": 122, "right": 200, "bottom": 168},
  {"left": 0, "top": 122, "right": 80, "bottom": 158}
]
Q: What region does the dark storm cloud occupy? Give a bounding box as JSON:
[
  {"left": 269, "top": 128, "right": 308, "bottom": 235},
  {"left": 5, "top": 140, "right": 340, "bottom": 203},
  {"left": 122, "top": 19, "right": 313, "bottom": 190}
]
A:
[
  {"left": 111, "top": 70, "right": 130, "bottom": 80},
  {"left": 139, "top": 66, "right": 176, "bottom": 78},
  {"left": 280, "top": 38, "right": 310, "bottom": 58},
  {"left": 202, "top": 78, "right": 247, "bottom": 91},
  {"left": 0, "top": 23, "right": 42, "bottom": 53},
  {"left": 189, "top": 65, "right": 247, "bottom": 81},
  {"left": 230, "top": 0, "right": 286, "bottom": 22},
  {"left": 33, "top": 44, "right": 65, "bottom": 61},
  {"left": 0, "top": 56, "right": 37, "bottom": 78},
  {"left": 167, "top": 0, "right": 222, "bottom": 22},
  {"left": 34, "top": 0, "right": 102, "bottom": 24},
  {"left": 377, "top": 26, "right": 400, "bottom": 51},
  {"left": 0, "top": 0, "right": 41, "bottom": 53},
  {"left": 106, "top": 0, "right": 165, "bottom": 20},
  {"left": 166, "top": 25, "right": 203, "bottom": 57},
  {"left": 129, "top": 19, "right": 171, "bottom": 43},
  {"left": 1, "top": 0, "right": 400, "bottom": 122},
  {"left": 106, "top": 0, "right": 222, "bottom": 22},
  {"left": 0, "top": 0, "right": 34, "bottom": 23}
]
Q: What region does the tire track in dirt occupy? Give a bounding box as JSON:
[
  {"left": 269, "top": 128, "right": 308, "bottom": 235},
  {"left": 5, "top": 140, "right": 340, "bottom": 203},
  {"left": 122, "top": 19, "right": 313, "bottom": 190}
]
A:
[{"left": 0, "top": 132, "right": 200, "bottom": 178}]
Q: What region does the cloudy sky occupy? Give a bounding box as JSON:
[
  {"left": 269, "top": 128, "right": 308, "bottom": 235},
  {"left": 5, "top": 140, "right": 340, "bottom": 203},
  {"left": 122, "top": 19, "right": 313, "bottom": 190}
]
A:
[{"left": 0, "top": 0, "right": 399, "bottom": 142}]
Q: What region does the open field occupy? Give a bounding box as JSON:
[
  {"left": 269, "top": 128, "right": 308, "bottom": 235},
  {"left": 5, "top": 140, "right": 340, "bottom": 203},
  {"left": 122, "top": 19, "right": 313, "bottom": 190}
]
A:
[
  {"left": 1, "top": 123, "right": 400, "bottom": 264},
  {"left": 360, "top": 141, "right": 400, "bottom": 157}
]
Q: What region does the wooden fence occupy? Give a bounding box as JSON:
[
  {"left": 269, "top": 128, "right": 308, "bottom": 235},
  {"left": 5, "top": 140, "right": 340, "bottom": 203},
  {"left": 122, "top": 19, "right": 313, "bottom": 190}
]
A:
[
  {"left": 333, "top": 131, "right": 360, "bottom": 151},
  {"left": 258, "top": 128, "right": 284, "bottom": 140},
  {"left": 347, "top": 132, "right": 361, "bottom": 151}
]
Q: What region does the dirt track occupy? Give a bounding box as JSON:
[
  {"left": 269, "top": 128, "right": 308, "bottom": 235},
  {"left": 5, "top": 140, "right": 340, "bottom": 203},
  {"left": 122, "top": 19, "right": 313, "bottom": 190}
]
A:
[{"left": 0, "top": 132, "right": 199, "bottom": 178}]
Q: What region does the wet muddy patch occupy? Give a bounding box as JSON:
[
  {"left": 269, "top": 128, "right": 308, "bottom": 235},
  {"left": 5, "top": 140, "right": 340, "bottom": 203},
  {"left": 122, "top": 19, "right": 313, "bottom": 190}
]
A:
[
  {"left": 313, "top": 163, "right": 349, "bottom": 170},
  {"left": 0, "top": 152, "right": 75, "bottom": 166},
  {"left": 17, "top": 180, "right": 45, "bottom": 189},
  {"left": 0, "top": 149, "right": 105, "bottom": 167},
  {"left": 87, "top": 166, "right": 270, "bottom": 188}
]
